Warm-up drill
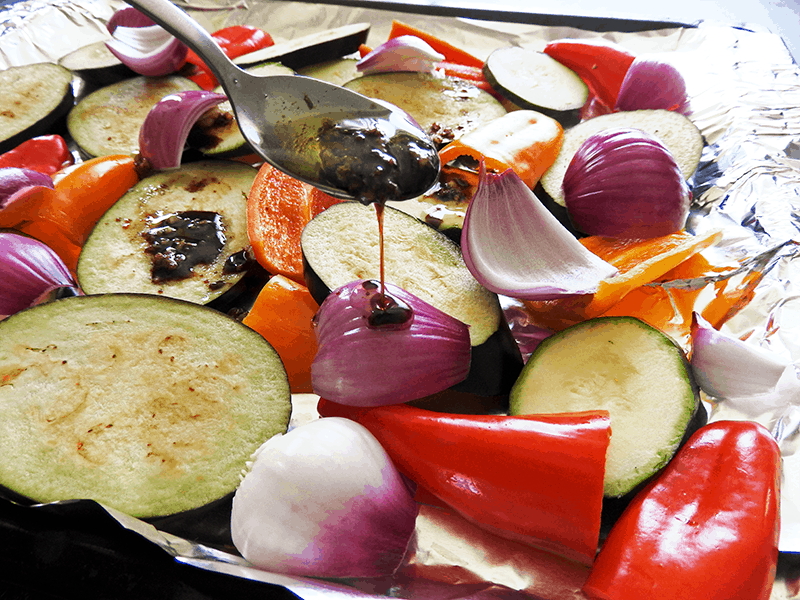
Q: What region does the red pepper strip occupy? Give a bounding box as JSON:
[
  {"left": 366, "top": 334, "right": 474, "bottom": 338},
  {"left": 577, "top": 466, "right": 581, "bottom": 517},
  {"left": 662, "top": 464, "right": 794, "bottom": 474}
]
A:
[
  {"left": 584, "top": 420, "right": 781, "bottom": 600},
  {"left": 543, "top": 39, "right": 635, "bottom": 111},
  {"left": 0, "top": 155, "right": 140, "bottom": 274},
  {"left": 184, "top": 25, "right": 274, "bottom": 90},
  {"left": 0, "top": 135, "right": 73, "bottom": 176},
  {"left": 388, "top": 20, "right": 484, "bottom": 68},
  {"left": 317, "top": 399, "right": 611, "bottom": 566}
]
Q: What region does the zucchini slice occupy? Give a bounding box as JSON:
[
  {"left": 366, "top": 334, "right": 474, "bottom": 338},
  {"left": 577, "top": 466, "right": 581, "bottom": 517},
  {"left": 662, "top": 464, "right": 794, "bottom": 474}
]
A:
[
  {"left": 301, "top": 202, "right": 523, "bottom": 397},
  {"left": 0, "top": 293, "right": 291, "bottom": 518},
  {"left": 483, "top": 46, "right": 588, "bottom": 127},
  {"left": 539, "top": 109, "right": 704, "bottom": 207},
  {"left": 67, "top": 75, "right": 201, "bottom": 157},
  {"left": 77, "top": 160, "right": 256, "bottom": 306},
  {"left": 343, "top": 72, "right": 507, "bottom": 147},
  {"left": 0, "top": 63, "right": 74, "bottom": 153},
  {"left": 510, "top": 316, "right": 702, "bottom": 497}
]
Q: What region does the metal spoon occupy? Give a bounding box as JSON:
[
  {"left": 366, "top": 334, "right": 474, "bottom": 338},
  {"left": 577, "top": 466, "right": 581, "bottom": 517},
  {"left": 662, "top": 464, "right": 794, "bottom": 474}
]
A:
[{"left": 124, "top": 0, "right": 440, "bottom": 201}]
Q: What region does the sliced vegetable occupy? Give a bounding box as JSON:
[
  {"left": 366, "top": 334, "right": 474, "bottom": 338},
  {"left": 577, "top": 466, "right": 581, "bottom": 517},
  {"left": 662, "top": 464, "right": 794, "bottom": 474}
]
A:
[
  {"left": 483, "top": 46, "right": 589, "bottom": 127},
  {"left": 0, "top": 135, "right": 73, "bottom": 175},
  {"left": 105, "top": 7, "right": 188, "bottom": 77},
  {"left": 0, "top": 63, "right": 74, "bottom": 154},
  {"left": 539, "top": 109, "right": 704, "bottom": 207},
  {"left": 58, "top": 40, "right": 132, "bottom": 85},
  {"left": 0, "top": 154, "right": 140, "bottom": 273},
  {"left": 297, "top": 57, "right": 360, "bottom": 86},
  {"left": 77, "top": 160, "right": 255, "bottom": 306},
  {"left": 242, "top": 275, "right": 319, "bottom": 393},
  {"left": 357, "top": 35, "right": 444, "bottom": 74},
  {"left": 510, "top": 316, "right": 703, "bottom": 497},
  {"left": 0, "top": 293, "right": 291, "bottom": 518},
  {"left": 522, "top": 229, "right": 723, "bottom": 331},
  {"left": 583, "top": 420, "right": 781, "bottom": 600},
  {"left": 312, "top": 279, "right": 471, "bottom": 406},
  {"left": 317, "top": 399, "right": 611, "bottom": 566},
  {"left": 615, "top": 56, "right": 689, "bottom": 114},
  {"left": 183, "top": 25, "right": 274, "bottom": 90},
  {"left": 247, "top": 163, "right": 343, "bottom": 284},
  {"left": 67, "top": 75, "right": 201, "bottom": 158},
  {"left": 343, "top": 72, "right": 507, "bottom": 147},
  {"left": 563, "top": 128, "right": 691, "bottom": 239},
  {"left": 461, "top": 166, "right": 617, "bottom": 300},
  {"left": 543, "top": 38, "right": 636, "bottom": 111},
  {"left": 387, "top": 20, "right": 483, "bottom": 68},
  {"left": 138, "top": 90, "right": 227, "bottom": 170},
  {"left": 301, "top": 201, "right": 523, "bottom": 397},
  {"left": 0, "top": 231, "right": 79, "bottom": 318},
  {"left": 231, "top": 417, "right": 418, "bottom": 578},
  {"left": 234, "top": 23, "right": 370, "bottom": 70},
  {"left": 438, "top": 110, "right": 564, "bottom": 189}
]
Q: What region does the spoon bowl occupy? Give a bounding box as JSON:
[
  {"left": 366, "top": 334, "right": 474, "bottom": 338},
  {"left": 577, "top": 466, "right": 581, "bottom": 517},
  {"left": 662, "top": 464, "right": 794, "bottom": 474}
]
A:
[{"left": 124, "top": 0, "right": 440, "bottom": 201}]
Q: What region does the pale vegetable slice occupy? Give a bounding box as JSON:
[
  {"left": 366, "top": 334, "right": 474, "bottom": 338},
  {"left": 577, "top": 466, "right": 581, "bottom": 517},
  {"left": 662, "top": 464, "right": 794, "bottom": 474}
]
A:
[
  {"left": 0, "top": 293, "right": 291, "bottom": 518},
  {"left": 539, "top": 109, "right": 704, "bottom": 206},
  {"left": 77, "top": 160, "right": 256, "bottom": 306},
  {"left": 510, "top": 316, "right": 702, "bottom": 497},
  {"left": 344, "top": 72, "right": 507, "bottom": 144}
]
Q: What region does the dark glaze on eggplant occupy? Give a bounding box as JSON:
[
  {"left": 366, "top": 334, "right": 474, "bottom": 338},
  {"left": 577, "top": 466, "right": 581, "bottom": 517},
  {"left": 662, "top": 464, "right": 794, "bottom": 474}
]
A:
[{"left": 142, "top": 210, "right": 225, "bottom": 283}]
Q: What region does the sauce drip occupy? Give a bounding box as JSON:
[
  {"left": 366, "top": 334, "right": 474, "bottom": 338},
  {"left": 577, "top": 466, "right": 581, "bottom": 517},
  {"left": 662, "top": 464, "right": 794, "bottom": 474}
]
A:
[
  {"left": 143, "top": 211, "right": 225, "bottom": 283},
  {"left": 316, "top": 116, "right": 439, "bottom": 329}
]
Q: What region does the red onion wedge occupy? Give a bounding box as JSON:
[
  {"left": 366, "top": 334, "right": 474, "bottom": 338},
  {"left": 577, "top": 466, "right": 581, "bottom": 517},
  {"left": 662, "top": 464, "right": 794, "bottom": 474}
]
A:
[
  {"left": 231, "top": 417, "right": 418, "bottom": 578},
  {"left": 0, "top": 232, "right": 80, "bottom": 318},
  {"left": 138, "top": 90, "right": 228, "bottom": 170},
  {"left": 357, "top": 35, "right": 445, "bottom": 74},
  {"left": 690, "top": 312, "right": 798, "bottom": 412},
  {"left": 563, "top": 128, "right": 691, "bottom": 239},
  {"left": 460, "top": 166, "right": 617, "bottom": 300},
  {"left": 105, "top": 7, "right": 188, "bottom": 77},
  {"left": 615, "top": 56, "right": 690, "bottom": 115},
  {"left": 311, "top": 279, "right": 471, "bottom": 406},
  {"left": 0, "top": 168, "right": 53, "bottom": 207}
]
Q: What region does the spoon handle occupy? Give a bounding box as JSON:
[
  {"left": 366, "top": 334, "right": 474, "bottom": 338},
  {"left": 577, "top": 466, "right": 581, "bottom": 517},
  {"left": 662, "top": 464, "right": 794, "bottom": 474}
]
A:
[{"left": 123, "top": 0, "right": 243, "bottom": 88}]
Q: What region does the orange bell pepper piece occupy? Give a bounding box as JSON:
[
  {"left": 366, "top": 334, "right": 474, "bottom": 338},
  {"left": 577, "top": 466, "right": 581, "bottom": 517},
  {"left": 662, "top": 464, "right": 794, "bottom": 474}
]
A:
[
  {"left": 242, "top": 275, "right": 319, "bottom": 393},
  {"left": 388, "top": 20, "right": 484, "bottom": 68},
  {"left": 246, "top": 163, "right": 343, "bottom": 284},
  {"left": 0, "top": 155, "right": 140, "bottom": 274},
  {"left": 523, "top": 229, "right": 723, "bottom": 331},
  {"left": 438, "top": 110, "right": 563, "bottom": 189}
]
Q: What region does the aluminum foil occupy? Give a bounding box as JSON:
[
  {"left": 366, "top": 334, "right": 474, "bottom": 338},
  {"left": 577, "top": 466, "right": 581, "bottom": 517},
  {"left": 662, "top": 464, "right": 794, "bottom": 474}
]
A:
[{"left": 1, "top": 0, "right": 800, "bottom": 598}]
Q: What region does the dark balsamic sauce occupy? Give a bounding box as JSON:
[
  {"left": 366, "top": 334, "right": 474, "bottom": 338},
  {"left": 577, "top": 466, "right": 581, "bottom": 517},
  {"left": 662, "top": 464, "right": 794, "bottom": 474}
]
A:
[
  {"left": 316, "top": 118, "right": 439, "bottom": 329},
  {"left": 142, "top": 211, "right": 225, "bottom": 283}
]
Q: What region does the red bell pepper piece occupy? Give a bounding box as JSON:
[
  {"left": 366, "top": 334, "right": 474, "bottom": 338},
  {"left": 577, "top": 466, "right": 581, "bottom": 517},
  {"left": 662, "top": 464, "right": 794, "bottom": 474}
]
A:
[
  {"left": 583, "top": 420, "right": 781, "bottom": 600},
  {"left": 543, "top": 39, "right": 635, "bottom": 112},
  {"left": 0, "top": 135, "right": 73, "bottom": 176},
  {"left": 184, "top": 25, "right": 274, "bottom": 90},
  {"left": 317, "top": 398, "right": 611, "bottom": 565}
]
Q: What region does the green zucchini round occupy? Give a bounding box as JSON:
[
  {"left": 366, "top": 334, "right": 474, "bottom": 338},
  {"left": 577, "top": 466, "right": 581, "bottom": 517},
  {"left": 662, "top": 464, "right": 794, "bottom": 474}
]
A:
[{"left": 510, "top": 316, "right": 701, "bottom": 498}]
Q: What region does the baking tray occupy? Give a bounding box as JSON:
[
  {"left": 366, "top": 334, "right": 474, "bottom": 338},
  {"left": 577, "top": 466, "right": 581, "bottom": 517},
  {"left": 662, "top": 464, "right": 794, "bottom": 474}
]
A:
[{"left": 1, "top": 0, "right": 800, "bottom": 598}]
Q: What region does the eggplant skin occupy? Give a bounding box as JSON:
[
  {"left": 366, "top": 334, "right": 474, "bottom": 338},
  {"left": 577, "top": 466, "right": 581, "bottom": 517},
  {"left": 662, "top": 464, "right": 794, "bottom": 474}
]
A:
[{"left": 0, "top": 63, "right": 74, "bottom": 153}]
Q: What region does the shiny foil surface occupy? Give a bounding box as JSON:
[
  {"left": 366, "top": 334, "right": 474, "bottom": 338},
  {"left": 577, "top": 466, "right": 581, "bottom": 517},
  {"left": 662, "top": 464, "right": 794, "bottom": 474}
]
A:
[{"left": 1, "top": 0, "right": 799, "bottom": 598}]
